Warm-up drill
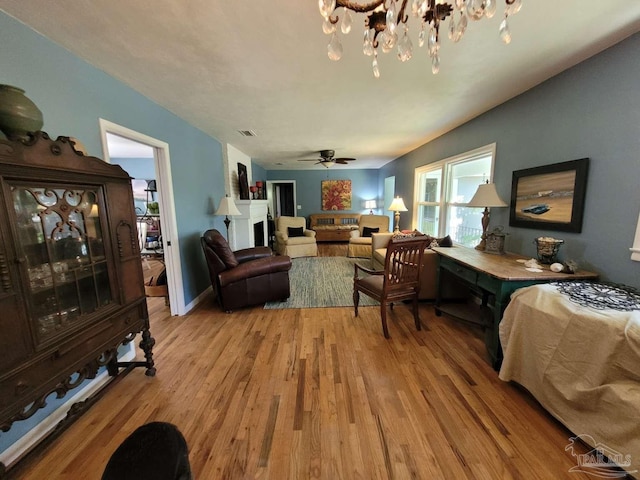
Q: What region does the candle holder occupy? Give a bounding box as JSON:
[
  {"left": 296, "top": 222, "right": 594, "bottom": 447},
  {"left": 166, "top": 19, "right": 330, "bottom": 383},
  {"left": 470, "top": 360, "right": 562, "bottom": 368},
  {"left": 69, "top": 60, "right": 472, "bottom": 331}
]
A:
[
  {"left": 249, "top": 186, "right": 258, "bottom": 200},
  {"left": 255, "top": 181, "right": 264, "bottom": 199}
]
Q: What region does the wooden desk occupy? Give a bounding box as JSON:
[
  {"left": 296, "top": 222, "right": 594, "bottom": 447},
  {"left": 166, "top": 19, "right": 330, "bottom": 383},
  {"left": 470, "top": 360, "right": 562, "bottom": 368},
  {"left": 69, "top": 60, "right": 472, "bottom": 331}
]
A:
[{"left": 432, "top": 247, "right": 598, "bottom": 369}]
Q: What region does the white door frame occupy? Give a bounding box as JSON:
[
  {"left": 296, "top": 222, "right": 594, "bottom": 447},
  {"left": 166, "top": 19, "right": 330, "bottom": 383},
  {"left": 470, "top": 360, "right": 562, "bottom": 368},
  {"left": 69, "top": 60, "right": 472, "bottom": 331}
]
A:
[{"left": 99, "top": 119, "right": 185, "bottom": 315}]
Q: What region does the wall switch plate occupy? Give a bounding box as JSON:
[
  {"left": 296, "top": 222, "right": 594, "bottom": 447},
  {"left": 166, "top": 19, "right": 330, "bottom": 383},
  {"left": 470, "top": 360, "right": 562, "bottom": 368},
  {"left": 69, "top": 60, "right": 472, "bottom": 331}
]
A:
[{"left": 297, "top": 205, "right": 302, "bottom": 210}]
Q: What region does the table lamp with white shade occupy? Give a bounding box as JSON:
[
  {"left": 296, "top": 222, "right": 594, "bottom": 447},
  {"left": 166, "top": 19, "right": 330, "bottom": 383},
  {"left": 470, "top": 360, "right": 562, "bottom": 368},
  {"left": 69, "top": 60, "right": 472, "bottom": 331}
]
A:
[
  {"left": 388, "top": 196, "right": 408, "bottom": 232},
  {"left": 466, "top": 181, "right": 508, "bottom": 251},
  {"left": 364, "top": 199, "right": 377, "bottom": 215}
]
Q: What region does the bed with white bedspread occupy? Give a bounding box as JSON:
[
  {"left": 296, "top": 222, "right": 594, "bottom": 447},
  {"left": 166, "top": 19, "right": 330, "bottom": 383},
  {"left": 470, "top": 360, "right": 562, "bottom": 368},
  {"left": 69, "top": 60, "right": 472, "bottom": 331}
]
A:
[{"left": 499, "top": 282, "right": 640, "bottom": 475}]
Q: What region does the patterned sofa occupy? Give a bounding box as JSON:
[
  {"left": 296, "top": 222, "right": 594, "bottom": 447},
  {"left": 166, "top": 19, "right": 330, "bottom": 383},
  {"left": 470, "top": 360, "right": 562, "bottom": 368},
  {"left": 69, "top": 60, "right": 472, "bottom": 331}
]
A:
[{"left": 309, "top": 213, "right": 361, "bottom": 242}]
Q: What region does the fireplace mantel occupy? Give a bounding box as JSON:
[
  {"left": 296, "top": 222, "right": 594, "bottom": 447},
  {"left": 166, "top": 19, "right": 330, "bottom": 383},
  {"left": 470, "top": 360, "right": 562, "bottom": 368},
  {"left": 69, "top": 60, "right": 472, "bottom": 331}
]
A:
[{"left": 233, "top": 199, "right": 268, "bottom": 250}]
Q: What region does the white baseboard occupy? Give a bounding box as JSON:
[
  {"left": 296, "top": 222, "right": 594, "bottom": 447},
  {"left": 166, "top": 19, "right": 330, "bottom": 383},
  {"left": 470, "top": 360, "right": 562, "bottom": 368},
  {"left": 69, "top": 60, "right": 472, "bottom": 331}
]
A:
[{"left": 184, "top": 284, "right": 213, "bottom": 313}]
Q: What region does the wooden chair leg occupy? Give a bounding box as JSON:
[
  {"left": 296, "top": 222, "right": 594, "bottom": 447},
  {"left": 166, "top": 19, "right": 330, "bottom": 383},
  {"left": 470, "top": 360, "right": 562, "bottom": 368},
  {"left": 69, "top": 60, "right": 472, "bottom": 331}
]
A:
[
  {"left": 412, "top": 296, "right": 421, "bottom": 331},
  {"left": 353, "top": 289, "right": 360, "bottom": 317},
  {"left": 381, "top": 301, "right": 390, "bottom": 338}
]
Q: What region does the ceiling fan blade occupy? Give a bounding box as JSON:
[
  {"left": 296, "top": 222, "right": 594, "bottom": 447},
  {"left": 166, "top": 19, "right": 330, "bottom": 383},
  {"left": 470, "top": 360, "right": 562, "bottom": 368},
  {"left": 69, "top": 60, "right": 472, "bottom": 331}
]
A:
[{"left": 299, "top": 151, "right": 356, "bottom": 165}]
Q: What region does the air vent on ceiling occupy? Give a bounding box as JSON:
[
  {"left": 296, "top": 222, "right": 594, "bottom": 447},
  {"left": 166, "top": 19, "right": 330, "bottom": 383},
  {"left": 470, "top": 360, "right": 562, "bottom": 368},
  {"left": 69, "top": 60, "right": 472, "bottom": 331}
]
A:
[{"left": 238, "top": 130, "right": 256, "bottom": 137}]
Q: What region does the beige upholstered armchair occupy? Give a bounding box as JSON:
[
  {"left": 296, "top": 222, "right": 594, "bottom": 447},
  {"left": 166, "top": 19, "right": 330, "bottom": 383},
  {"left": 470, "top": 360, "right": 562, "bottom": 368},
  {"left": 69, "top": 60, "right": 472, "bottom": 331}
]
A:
[
  {"left": 274, "top": 216, "right": 318, "bottom": 258},
  {"left": 347, "top": 214, "right": 390, "bottom": 258}
]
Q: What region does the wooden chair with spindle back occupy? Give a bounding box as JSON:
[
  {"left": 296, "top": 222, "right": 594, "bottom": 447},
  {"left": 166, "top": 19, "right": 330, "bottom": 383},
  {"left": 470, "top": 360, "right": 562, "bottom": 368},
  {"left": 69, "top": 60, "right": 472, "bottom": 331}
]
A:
[{"left": 353, "top": 235, "right": 430, "bottom": 338}]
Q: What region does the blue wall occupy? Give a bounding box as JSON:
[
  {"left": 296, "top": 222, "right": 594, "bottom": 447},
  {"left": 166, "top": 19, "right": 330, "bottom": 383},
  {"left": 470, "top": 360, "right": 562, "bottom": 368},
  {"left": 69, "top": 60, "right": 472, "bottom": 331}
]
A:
[
  {"left": 379, "top": 33, "right": 640, "bottom": 287},
  {"left": 251, "top": 161, "right": 267, "bottom": 186},
  {"left": 266, "top": 169, "right": 380, "bottom": 222},
  {"left": 0, "top": 11, "right": 230, "bottom": 457},
  {"left": 0, "top": 12, "right": 226, "bottom": 305}
]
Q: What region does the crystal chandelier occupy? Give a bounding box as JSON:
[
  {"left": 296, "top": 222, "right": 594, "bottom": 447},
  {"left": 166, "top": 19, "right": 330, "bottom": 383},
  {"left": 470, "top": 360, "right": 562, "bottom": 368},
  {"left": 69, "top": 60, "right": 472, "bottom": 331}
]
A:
[{"left": 318, "top": 0, "right": 522, "bottom": 77}]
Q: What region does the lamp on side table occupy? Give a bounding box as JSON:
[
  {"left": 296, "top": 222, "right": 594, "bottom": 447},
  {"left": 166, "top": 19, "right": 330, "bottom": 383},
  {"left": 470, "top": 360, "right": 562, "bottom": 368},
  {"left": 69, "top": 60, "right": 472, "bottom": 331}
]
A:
[
  {"left": 388, "top": 196, "right": 408, "bottom": 233},
  {"left": 467, "top": 181, "right": 508, "bottom": 251}
]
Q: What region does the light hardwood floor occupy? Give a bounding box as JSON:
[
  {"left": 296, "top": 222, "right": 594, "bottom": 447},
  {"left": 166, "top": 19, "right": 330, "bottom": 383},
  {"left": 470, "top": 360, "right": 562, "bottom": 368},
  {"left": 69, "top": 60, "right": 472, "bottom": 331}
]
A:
[{"left": 12, "top": 243, "right": 603, "bottom": 479}]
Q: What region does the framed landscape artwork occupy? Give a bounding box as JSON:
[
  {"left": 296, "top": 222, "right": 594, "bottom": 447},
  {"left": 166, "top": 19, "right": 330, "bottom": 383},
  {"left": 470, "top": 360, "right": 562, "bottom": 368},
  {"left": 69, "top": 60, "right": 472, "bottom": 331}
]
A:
[
  {"left": 321, "top": 180, "right": 352, "bottom": 210},
  {"left": 509, "top": 158, "right": 589, "bottom": 232}
]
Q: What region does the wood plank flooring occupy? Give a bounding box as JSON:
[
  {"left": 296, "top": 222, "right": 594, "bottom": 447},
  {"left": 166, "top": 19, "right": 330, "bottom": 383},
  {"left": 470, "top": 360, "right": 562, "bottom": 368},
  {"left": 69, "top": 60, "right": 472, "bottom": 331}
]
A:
[{"left": 11, "top": 243, "right": 601, "bottom": 479}]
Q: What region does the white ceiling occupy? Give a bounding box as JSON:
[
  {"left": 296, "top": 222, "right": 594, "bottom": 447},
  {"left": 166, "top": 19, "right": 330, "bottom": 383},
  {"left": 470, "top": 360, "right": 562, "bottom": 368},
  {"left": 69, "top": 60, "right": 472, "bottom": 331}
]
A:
[{"left": 2, "top": 1, "right": 639, "bottom": 170}]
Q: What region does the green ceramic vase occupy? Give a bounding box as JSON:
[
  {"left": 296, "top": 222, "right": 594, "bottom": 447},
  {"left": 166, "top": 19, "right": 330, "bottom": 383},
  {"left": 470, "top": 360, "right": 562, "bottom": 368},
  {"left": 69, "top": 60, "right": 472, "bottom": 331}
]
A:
[{"left": 0, "top": 84, "right": 44, "bottom": 140}]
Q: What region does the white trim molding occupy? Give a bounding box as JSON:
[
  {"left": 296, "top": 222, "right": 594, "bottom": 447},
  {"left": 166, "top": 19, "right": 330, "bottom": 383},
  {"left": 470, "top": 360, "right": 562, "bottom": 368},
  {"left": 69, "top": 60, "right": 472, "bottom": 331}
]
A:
[{"left": 98, "top": 118, "right": 186, "bottom": 314}]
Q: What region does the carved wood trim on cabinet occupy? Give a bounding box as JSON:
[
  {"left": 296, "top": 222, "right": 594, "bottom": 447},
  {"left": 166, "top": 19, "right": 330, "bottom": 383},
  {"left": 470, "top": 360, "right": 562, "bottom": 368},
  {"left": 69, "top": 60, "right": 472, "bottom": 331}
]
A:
[{"left": 0, "top": 132, "right": 155, "bottom": 475}]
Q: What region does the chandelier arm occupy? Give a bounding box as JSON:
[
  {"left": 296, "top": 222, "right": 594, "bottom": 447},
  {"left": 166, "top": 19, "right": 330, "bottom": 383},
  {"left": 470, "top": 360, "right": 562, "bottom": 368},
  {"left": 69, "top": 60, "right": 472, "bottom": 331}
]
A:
[
  {"left": 372, "top": 29, "right": 380, "bottom": 48},
  {"left": 367, "top": 10, "right": 387, "bottom": 34},
  {"left": 397, "top": 0, "right": 410, "bottom": 25},
  {"left": 336, "top": 0, "right": 385, "bottom": 13},
  {"left": 423, "top": 0, "right": 453, "bottom": 24},
  {"left": 332, "top": 0, "right": 386, "bottom": 25}
]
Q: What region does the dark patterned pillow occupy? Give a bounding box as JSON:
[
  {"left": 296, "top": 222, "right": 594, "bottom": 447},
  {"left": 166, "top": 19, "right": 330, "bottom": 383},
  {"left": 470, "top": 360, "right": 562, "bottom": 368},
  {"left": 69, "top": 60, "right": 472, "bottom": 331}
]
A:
[
  {"left": 362, "top": 226, "right": 379, "bottom": 238},
  {"left": 426, "top": 234, "right": 453, "bottom": 247},
  {"left": 436, "top": 235, "right": 453, "bottom": 247},
  {"left": 392, "top": 229, "right": 423, "bottom": 240},
  {"left": 288, "top": 226, "right": 304, "bottom": 237},
  {"left": 392, "top": 232, "right": 411, "bottom": 239}
]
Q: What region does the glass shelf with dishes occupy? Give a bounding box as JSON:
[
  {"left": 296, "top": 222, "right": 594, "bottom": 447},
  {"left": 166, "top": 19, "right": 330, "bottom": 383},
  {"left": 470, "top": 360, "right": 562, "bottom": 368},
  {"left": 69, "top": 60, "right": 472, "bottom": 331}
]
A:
[{"left": 11, "top": 184, "right": 114, "bottom": 342}]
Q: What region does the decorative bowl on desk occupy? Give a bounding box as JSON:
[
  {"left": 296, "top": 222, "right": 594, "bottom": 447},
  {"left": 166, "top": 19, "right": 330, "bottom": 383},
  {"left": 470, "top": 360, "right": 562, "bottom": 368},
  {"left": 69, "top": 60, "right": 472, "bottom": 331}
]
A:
[{"left": 535, "top": 237, "right": 564, "bottom": 264}]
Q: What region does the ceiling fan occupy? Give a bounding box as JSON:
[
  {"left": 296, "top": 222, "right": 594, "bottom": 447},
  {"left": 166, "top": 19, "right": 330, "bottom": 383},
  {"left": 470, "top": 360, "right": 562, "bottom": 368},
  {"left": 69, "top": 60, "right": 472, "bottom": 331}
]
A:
[{"left": 298, "top": 150, "right": 356, "bottom": 168}]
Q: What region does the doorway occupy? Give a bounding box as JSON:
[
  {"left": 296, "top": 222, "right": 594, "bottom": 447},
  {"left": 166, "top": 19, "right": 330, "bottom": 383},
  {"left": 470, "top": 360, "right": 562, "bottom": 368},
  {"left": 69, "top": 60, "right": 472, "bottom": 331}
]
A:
[
  {"left": 267, "top": 180, "right": 297, "bottom": 217},
  {"left": 99, "top": 119, "right": 185, "bottom": 315}
]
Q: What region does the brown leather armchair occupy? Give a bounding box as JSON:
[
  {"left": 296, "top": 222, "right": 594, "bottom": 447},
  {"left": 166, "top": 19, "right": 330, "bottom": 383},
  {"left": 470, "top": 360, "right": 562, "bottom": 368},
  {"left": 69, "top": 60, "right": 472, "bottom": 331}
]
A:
[{"left": 201, "top": 229, "right": 292, "bottom": 312}]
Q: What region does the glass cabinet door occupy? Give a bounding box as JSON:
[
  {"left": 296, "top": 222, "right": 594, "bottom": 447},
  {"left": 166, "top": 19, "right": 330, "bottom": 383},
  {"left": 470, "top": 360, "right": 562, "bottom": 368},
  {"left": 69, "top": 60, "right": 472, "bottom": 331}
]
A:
[{"left": 11, "top": 184, "right": 113, "bottom": 343}]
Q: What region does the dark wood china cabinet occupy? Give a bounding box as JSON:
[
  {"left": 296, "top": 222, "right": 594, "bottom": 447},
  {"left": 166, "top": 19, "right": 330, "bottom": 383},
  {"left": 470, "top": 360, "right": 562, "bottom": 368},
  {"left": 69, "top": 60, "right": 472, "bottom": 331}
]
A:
[{"left": 0, "top": 132, "right": 155, "bottom": 470}]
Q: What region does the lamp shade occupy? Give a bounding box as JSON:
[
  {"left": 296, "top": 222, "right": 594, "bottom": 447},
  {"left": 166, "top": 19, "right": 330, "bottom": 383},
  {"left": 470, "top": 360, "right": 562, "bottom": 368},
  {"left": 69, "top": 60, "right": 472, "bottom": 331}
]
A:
[
  {"left": 215, "top": 196, "right": 241, "bottom": 216},
  {"left": 388, "top": 196, "right": 408, "bottom": 212},
  {"left": 364, "top": 200, "right": 377, "bottom": 209},
  {"left": 467, "top": 183, "right": 507, "bottom": 208}
]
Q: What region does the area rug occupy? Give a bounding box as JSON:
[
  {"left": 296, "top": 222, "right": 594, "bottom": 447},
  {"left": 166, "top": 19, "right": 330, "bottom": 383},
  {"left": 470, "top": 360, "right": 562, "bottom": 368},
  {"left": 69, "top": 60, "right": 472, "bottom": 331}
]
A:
[{"left": 264, "top": 256, "right": 379, "bottom": 309}]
